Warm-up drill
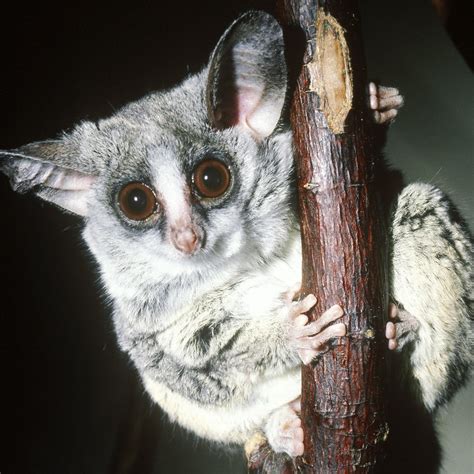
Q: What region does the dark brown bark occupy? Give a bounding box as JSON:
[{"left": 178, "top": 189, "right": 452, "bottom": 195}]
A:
[{"left": 248, "top": 1, "right": 389, "bottom": 472}]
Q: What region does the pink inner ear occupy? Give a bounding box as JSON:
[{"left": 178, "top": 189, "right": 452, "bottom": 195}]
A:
[
  {"left": 51, "top": 170, "right": 97, "bottom": 191},
  {"left": 215, "top": 85, "right": 263, "bottom": 131},
  {"left": 236, "top": 86, "right": 263, "bottom": 126},
  {"left": 214, "top": 81, "right": 284, "bottom": 139}
]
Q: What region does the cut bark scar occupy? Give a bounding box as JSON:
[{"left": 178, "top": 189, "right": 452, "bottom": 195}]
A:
[{"left": 306, "top": 9, "right": 353, "bottom": 134}]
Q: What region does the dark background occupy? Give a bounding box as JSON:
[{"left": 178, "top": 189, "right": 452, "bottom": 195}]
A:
[{"left": 0, "top": 1, "right": 472, "bottom": 473}]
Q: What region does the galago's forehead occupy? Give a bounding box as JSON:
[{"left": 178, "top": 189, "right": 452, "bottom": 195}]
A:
[{"left": 92, "top": 113, "right": 249, "bottom": 193}]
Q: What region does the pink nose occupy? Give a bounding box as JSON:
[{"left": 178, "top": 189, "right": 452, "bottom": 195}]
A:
[{"left": 171, "top": 226, "right": 200, "bottom": 254}]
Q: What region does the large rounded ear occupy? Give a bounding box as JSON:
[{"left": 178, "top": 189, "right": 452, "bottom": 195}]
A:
[
  {"left": 206, "top": 11, "right": 287, "bottom": 140},
  {"left": 0, "top": 139, "right": 97, "bottom": 217}
]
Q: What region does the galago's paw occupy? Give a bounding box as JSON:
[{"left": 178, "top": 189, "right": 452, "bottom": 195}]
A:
[
  {"left": 386, "top": 303, "right": 420, "bottom": 351},
  {"left": 264, "top": 402, "right": 304, "bottom": 457},
  {"left": 285, "top": 288, "right": 346, "bottom": 365},
  {"left": 369, "top": 82, "right": 404, "bottom": 124}
]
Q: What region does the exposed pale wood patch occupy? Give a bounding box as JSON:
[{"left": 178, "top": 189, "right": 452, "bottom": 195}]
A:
[{"left": 307, "top": 10, "right": 353, "bottom": 134}]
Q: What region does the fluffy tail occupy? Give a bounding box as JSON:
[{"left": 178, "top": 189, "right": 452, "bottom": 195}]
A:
[{"left": 391, "top": 183, "right": 473, "bottom": 410}]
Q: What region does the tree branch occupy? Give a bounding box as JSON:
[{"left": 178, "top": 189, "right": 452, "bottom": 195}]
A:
[{"left": 248, "top": 1, "right": 389, "bottom": 471}]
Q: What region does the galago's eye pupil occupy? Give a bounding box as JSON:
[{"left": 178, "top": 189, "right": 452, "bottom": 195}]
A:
[
  {"left": 118, "top": 182, "right": 158, "bottom": 221},
  {"left": 193, "top": 158, "right": 231, "bottom": 199},
  {"left": 128, "top": 188, "right": 147, "bottom": 211},
  {"left": 202, "top": 166, "right": 224, "bottom": 191}
]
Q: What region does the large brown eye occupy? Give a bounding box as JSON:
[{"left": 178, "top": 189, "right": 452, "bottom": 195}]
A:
[
  {"left": 192, "top": 159, "right": 231, "bottom": 198},
  {"left": 118, "top": 182, "right": 158, "bottom": 221}
]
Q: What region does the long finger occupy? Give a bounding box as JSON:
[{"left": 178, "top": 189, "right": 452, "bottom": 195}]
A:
[{"left": 295, "top": 304, "right": 344, "bottom": 337}]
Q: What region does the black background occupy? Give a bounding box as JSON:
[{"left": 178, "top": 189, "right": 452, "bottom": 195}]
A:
[
  {"left": 0, "top": 1, "right": 472, "bottom": 473},
  {"left": 0, "top": 3, "right": 268, "bottom": 473}
]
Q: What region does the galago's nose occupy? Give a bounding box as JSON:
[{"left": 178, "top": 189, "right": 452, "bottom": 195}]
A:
[{"left": 170, "top": 224, "right": 201, "bottom": 255}]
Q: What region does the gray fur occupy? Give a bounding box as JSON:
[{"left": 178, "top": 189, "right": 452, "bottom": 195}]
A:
[
  {"left": 0, "top": 10, "right": 472, "bottom": 452},
  {"left": 392, "top": 183, "right": 473, "bottom": 409}
]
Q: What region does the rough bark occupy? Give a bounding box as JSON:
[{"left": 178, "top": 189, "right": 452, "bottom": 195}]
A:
[{"left": 249, "top": 1, "right": 389, "bottom": 472}]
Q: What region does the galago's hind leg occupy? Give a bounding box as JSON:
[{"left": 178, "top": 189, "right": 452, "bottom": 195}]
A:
[{"left": 264, "top": 398, "right": 303, "bottom": 457}]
